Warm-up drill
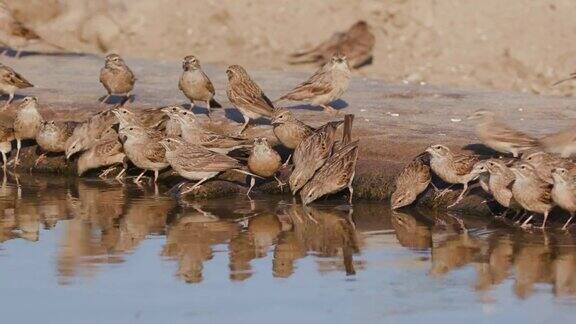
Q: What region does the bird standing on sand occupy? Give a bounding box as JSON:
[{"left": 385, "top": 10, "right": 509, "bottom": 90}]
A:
[
  {"left": 13, "top": 96, "right": 43, "bottom": 166},
  {"left": 179, "top": 55, "right": 221, "bottom": 119},
  {"left": 170, "top": 108, "right": 251, "bottom": 154},
  {"left": 467, "top": 110, "right": 538, "bottom": 158},
  {"left": 510, "top": 163, "right": 553, "bottom": 229},
  {"left": 247, "top": 137, "right": 283, "bottom": 195},
  {"left": 426, "top": 144, "right": 480, "bottom": 207},
  {"left": 226, "top": 65, "right": 276, "bottom": 134},
  {"left": 0, "top": 63, "right": 33, "bottom": 108},
  {"left": 159, "top": 137, "right": 259, "bottom": 194},
  {"left": 271, "top": 109, "right": 314, "bottom": 150},
  {"left": 275, "top": 53, "right": 351, "bottom": 114},
  {"left": 34, "top": 120, "right": 78, "bottom": 166},
  {"left": 289, "top": 21, "right": 375, "bottom": 69},
  {"left": 551, "top": 168, "right": 576, "bottom": 230},
  {"left": 100, "top": 54, "right": 136, "bottom": 104},
  {"left": 391, "top": 153, "right": 431, "bottom": 210},
  {"left": 119, "top": 125, "right": 168, "bottom": 183}
]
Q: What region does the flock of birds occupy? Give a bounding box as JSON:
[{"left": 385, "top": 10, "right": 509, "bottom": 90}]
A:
[
  {"left": 392, "top": 109, "right": 576, "bottom": 230},
  {"left": 0, "top": 49, "right": 359, "bottom": 206}
]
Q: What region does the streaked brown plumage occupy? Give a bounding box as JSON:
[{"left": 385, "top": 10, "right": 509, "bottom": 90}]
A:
[
  {"left": 65, "top": 107, "right": 118, "bottom": 159},
  {"left": 271, "top": 109, "right": 314, "bottom": 150},
  {"left": 13, "top": 96, "right": 43, "bottom": 166},
  {"left": 510, "top": 163, "right": 553, "bottom": 228},
  {"left": 551, "top": 168, "right": 576, "bottom": 230},
  {"left": 522, "top": 151, "right": 576, "bottom": 184},
  {"left": 77, "top": 128, "right": 125, "bottom": 177},
  {"left": 391, "top": 153, "right": 431, "bottom": 209},
  {"left": 172, "top": 108, "right": 251, "bottom": 154},
  {"left": 539, "top": 123, "right": 576, "bottom": 158},
  {"left": 179, "top": 55, "right": 221, "bottom": 118},
  {"left": 34, "top": 120, "right": 78, "bottom": 167},
  {"left": 276, "top": 54, "right": 351, "bottom": 114},
  {"left": 160, "top": 137, "right": 257, "bottom": 194},
  {"left": 226, "top": 64, "right": 276, "bottom": 134},
  {"left": 247, "top": 137, "right": 283, "bottom": 195},
  {"left": 119, "top": 125, "right": 169, "bottom": 183},
  {"left": 484, "top": 159, "right": 516, "bottom": 208},
  {"left": 425, "top": 144, "right": 480, "bottom": 207},
  {"left": 300, "top": 140, "right": 359, "bottom": 205},
  {"left": 289, "top": 21, "right": 375, "bottom": 69},
  {"left": 468, "top": 110, "right": 538, "bottom": 157},
  {"left": 0, "top": 124, "right": 13, "bottom": 169},
  {"left": 99, "top": 54, "right": 136, "bottom": 103},
  {"left": 112, "top": 106, "right": 167, "bottom": 130},
  {"left": 0, "top": 63, "right": 32, "bottom": 108},
  {"left": 289, "top": 120, "right": 342, "bottom": 194}
]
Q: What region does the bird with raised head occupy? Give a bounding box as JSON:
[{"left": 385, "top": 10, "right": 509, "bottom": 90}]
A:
[
  {"left": 179, "top": 55, "right": 221, "bottom": 119},
  {"left": 100, "top": 53, "right": 136, "bottom": 104},
  {"left": 12, "top": 96, "right": 43, "bottom": 166}
]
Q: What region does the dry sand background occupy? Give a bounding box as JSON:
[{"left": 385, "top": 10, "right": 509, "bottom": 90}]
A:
[{"left": 7, "top": 0, "right": 576, "bottom": 95}]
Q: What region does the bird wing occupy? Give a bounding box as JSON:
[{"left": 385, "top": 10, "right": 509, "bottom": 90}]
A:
[
  {"left": 1, "top": 66, "right": 33, "bottom": 88},
  {"left": 280, "top": 68, "right": 333, "bottom": 101},
  {"left": 228, "top": 80, "right": 275, "bottom": 117},
  {"left": 10, "top": 20, "right": 40, "bottom": 39},
  {"left": 453, "top": 154, "right": 479, "bottom": 176},
  {"left": 202, "top": 70, "right": 215, "bottom": 95},
  {"left": 175, "top": 147, "right": 240, "bottom": 172},
  {"left": 489, "top": 123, "right": 538, "bottom": 147},
  {"left": 95, "top": 139, "right": 122, "bottom": 156},
  {"left": 144, "top": 141, "right": 166, "bottom": 164},
  {"left": 538, "top": 182, "right": 553, "bottom": 205}
]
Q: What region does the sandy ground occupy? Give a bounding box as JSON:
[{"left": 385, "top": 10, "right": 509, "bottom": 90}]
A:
[
  {"left": 7, "top": 0, "right": 576, "bottom": 95},
  {"left": 1, "top": 53, "right": 575, "bottom": 210}
]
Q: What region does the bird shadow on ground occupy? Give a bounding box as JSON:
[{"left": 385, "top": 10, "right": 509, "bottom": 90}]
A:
[
  {"left": 354, "top": 56, "right": 373, "bottom": 69},
  {"left": 224, "top": 108, "right": 245, "bottom": 123},
  {"left": 98, "top": 95, "right": 133, "bottom": 105},
  {"left": 284, "top": 99, "right": 349, "bottom": 112},
  {"left": 1, "top": 49, "right": 90, "bottom": 59},
  {"left": 462, "top": 143, "right": 501, "bottom": 157}
]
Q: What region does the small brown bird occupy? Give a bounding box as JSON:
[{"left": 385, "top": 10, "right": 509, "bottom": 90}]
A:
[
  {"left": 172, "top": 108, "right": 251, "bottom": 154},
  {"left": 275, "top": 54, "right": 351, "bottom": 114},
  {"left": 178, "top": 55, "right": 221, "bottom": 118},
  {"left": 467, "top": 110, "right": 538, "bottom": 157},
  {"left": 0, "top": 63, "right": 33, "bottom": 108},
  {"left": 77, "top": 128, "right": 125, "bottom": 178},
  {"left": 539, "top": 123, "right": 576, "bottom": 158},
  {"left": 290, "top": 120, "right": 342, "bottom": 194},
  {"left": 510, "top": 163, "right": 554, "bottom": 229},
  {"left": 0, "top": 2, "right": 61, "bottom": 57},
  {"left": 226, "top": 64, "right": 276, "bottom": 134},
  {"left": 13, "top": 96, "right": 43, "bottom": 166},
  {"left": 247, "top": 137, "right": 283, "bottom": 195},
  {"left": 34, "top": 120, "right": 78, "bottom": 166},
  {"left": 289, "top": 20, "right": 375, "bottom": 69},
  {"left": 0, "top": 124, "right": 13, "bottom": 170},
  {"left": 391, "top": 153, "right": 432, "bottom": 210},
  {"left": 551, "top": 168, "right": 576, "bottom": 230},
  {"left": 425, "top": 144, "right": 480, "bottom": 207},
  {"left": 112, "top": 106, "right": 166, "bottom": 130},
  {"left": 159, "top": 137, "right": 258, "bottom": 194},
  {"left": 65, "top": 108, "right": 118, "bottom": 159},
  {"left": 484, "top": 159, "right": 516, "bottom": 209},
  {"left": 300, "top": 140, "right": 359, "bottom": 205},
  {"left": 271, "top": 109, "right": 314, "bottom": 150},
  {"left": 470, "top": 160, "right": 491, "bottom": 194},
  {"left": 119, "top": 125, "right": 169, "bottom": 183},
  {"left": 99, "top": 54, "right": 136, "bottom": 104},
  {"left": 522, "top": 151, "right": 576, "bottom": 184}
]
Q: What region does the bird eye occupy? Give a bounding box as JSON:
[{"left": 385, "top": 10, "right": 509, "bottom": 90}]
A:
[
  {"left": 183, "top": 112, "right": 188, "bottom": 115},
  {"left": 172, "top": 108, "right": 177, "bottom": 111}
]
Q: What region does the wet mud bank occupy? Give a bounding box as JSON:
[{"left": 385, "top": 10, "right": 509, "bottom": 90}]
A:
[{"left": 2, "top": 54, "right": 576, "bottom": 215}]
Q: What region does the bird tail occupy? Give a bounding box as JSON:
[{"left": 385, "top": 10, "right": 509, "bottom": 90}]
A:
[{"left": 209, "top": 98, "right": 222, "bottom": 108}]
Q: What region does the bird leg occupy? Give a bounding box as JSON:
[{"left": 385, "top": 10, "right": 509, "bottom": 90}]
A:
[
  {"left": 115, "top": 168, "right": 126, "bottom": 180},
  {"left": 1, "top": 151, "right": 6, "bottom": 172},
  {"left": 134, "top": 170, "right": 147, "bottom": 184},
  {"left": 434, "top": 184, "right": 455, "bottom": 199},
  {"left": 520, "top": 214, "right": 534, "bottom": 228},
  {"left": 11, "top": 139, "right": 21, "bottom": 168},
  {"left": 33, "top": 153, "right": 47, "bottom": 168},
  {"left": 247, "top": 177, "right": 256, "bottom": 197},
  {"left": 348, "top": 185, "right": 354, "bottom": 204},
  {"left": 562, "top": 212, "right": 574, "bottom": 231},
  {"left": 154, "top": 170, "right": 159, "bottom": 183},
  {"left": 181, "top": 175, "right": 217, "bottom": 195},
  {"left": 539, "top": 211, "right": 549, "bottom": 229},
  {"left": 205, "top": 100, "right": 212, "bottom": 120},
  {"left": 2, "top": 92, "right": 14, "bottom": 110},
  {"left": 99, "top": 166, "right": 118, "bottom": 178},
  {"left": 281, "top": 154, "right": 292, "bottom": 169},
  {"left": 238, "top": 117, "right": 250, "bottom": 135},
  {"left": 447, "top": 183, "right": 469, "bottom": 208},
  {"left": 100, "top": 95, "right": 110, "bottom": 104},
  {"left": 274, "top": 175, "right": 285, "bottom": 191}
]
